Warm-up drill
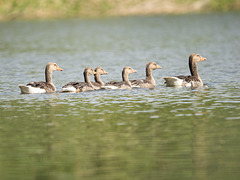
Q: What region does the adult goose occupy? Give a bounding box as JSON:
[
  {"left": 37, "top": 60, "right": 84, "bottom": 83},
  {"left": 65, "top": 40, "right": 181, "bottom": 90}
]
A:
[
  {"left": 101, "top": 67, "right": 137, "bottom": 90},
  {"left": 60, "top": 68, "right": 96, "bottom": 93},
  {"left": 19, "top": 62, "right": 63, "bottom": 94},
  {"left": 130, "top": 62, "right": 161, "bottom": 89},
  {"left": 163, "top": 53, "right": 206, "bottom": 88},
  {"left": 91, "top": 67, "right": 108, "bottom": 90}
]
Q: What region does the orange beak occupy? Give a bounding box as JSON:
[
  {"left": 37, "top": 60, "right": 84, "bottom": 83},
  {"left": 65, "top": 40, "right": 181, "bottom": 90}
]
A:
[
  {"left": 57, "top": 67, "right": 63, "bottom": 71},
  {"left": 157, "top": 65, "right": 162, "bottom": 69},
  {"left": 200, "top": 56, "right": 207, "bottom": 61},
  {"left": 104, "top": 71, "right": 108, "bottom": 74}
]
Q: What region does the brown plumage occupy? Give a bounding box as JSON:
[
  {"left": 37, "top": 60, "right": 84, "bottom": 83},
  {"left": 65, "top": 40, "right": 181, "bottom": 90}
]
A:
[
  {"left": 102, "top": 67, "right": 137, "bottom": 89},
  {"left": 163, "top": 53, "right": 207, "bottom": 88},
  {"left": 19, "top": 62, "right": 63, "bottom": 94},
  {"left": 61, "top": 68, "right": 96, "bottom": 92},
  {"left": 26, "top": 82, "right": 55, "bottom": 93},
  {"left": 130, "top": 62, "right": 161, "bottom": 89}
]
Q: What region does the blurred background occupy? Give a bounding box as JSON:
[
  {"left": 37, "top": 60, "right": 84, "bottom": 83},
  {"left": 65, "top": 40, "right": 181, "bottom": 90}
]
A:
[{"left": 0, "top": 0, "right": 240, "bottom": 20}]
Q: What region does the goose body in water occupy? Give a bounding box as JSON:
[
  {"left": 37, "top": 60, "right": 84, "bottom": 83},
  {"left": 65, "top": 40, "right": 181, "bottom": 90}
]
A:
[
  {"left": 19, "top": 62, "right": 63, "bottom": 94},
  {"left": 91, "top": 67, "right": 108, "bottom": 90},
  {"left": 101, "top": 67, "right": 137, "bottom": 90},
  {"left": 163, "top": 53, "right": 206, "bottom": 88},
  {"left": 60, "top": 68, "right": 96, "bottom": 93},
  {"left": 130, "top": 62, "right": 161, "bottom": 89}
]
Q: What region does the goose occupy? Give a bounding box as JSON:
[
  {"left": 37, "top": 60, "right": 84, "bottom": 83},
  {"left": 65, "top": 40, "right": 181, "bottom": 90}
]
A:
[
  {"left": 101, "top": 67, "right": 137, "bottom": 89},
  {"left": 60, "top": 68, "right": 96, "bottom": 93},
  {"left": 163, "top": 53, "right": 206, "bottom": 88},
  {"left": 91, "top": 67, "right": 108, "bottom": 90},
  {"left": 130, "top": 62, "right": 161, "bottom": 89},
  {"left": 19, "top": 62, "right": 63, "bottom": 94}
]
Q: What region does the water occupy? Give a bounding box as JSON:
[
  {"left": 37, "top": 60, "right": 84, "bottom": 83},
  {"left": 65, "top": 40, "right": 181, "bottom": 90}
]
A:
[{"left": 0, "top": 12, "right": 240, "bottom": 180}]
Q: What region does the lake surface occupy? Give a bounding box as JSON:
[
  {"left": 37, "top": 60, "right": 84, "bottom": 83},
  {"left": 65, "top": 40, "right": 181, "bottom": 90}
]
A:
[{"left": 0, "top": 12, "right": 240, "bottom": 180}]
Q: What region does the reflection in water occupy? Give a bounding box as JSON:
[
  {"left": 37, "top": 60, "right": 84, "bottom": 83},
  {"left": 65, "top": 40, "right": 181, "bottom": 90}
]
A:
[
  {"left": 0, "top": 13, "right": 240, "bottom": 179},
  {"left": 1, "top": 87, "right": 240, "bottom": 179}
]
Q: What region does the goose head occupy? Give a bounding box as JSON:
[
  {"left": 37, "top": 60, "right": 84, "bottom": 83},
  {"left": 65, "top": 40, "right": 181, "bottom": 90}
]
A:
[
  {"left": 95, "top": 67, "right": 108, "bottom": 75},
  {"left": 84, "top": 67, "right": 96, "bottom": 76},
  {"left": 47, "top": 62, "right": 63, "bottom": 71},
  {"left": 190, "top": 53, "right": 207, "bottom": 63},
  {"left": 123, "top": 67, "right": 137, "bottom": 75},
  {"left": 146, "top": 62, "right": 162, "bottom": 70}
]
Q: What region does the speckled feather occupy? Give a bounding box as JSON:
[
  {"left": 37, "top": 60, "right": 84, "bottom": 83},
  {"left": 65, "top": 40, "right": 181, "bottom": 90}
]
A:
[
  {"left": 130, "top": 79, "right": 154, "bottom": 88},
  {"left": 175, "top": 75, "right": 201, "bottom": 83},
  {"left": 104, "top": 81, "right": 131, "bottom": 89},
  {"left": 27, "top": 81, "right": 55, "bottom": 93},
  {"left": 62, "top": 82, "right": 94, "bottom": 92}
]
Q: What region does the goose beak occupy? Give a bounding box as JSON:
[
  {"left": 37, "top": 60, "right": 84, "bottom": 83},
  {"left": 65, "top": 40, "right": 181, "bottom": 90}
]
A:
[
  {"left": 200, "top": 56, "right": 207, "bottom": 61},
  {"left": 57, "top": 67, "right": 63, "bottom": 71},
  {"left": 157, "top": 65, "right": 162, "bottom": 69},
  {"left": 133, "top": 69, "right": 137, "bottom": 73},
  {"left": 104, "top": 71, "right": 108, "bottom": 75}
]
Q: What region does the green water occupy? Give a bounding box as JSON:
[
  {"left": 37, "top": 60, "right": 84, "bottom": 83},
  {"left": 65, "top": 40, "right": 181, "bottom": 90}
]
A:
[{"left": 0, "top": 13, "right": 240, "bottom": 179}]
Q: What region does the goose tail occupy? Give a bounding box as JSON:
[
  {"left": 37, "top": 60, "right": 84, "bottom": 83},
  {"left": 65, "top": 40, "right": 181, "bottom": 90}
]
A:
[
  {"left": 60, "top": 86, "right": 77, "bottom": 93},
  {"left": 163, "top": 77, "right": 183, "bottom": 86},
  {"left": 100, "top": 86, "right": 118, "bottom": 90},
  {"left": 19, "top": 85, "right": 46, "bottom": 94}
]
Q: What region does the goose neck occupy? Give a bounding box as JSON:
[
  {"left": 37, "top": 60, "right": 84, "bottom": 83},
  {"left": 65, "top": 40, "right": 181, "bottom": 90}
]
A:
[
  {"left": 122, "top": 71, "right": 131, "bottom": 86},
  {"left": 146, "top": 67, "right": 153, "bottom": 81},
  {"left": 45, "top": 66, "right": 53, "bottom": 84},
  {"left": 84, "top": 71, "right": 94, "bottom": 87},
  {"left": 94, "top": 74, "right": 104, "bottom": 86},
  {"left": 189, "top": 58, "right": 200, "bottom": 79}
]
